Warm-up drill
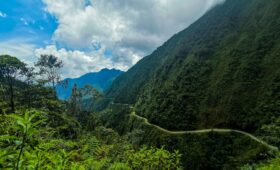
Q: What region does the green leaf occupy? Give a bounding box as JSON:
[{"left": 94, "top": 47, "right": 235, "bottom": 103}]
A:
[
  {"left": 32, "top": 119, "right": 46, "bottom": 127},
  {"left": 0, "top": 135, "right": 18, "bottom": 141},
  {"left": 14, "top": 140, "right": 23, "bottom": 145}
]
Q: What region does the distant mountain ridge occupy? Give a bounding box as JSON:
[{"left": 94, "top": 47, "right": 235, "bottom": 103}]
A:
[{"left": 56, "top": 68, "right": 123, "bottom": 100}]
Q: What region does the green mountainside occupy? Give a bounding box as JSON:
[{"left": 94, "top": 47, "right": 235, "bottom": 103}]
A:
[
  {"left": 106, "top": 0, "right": 280, "bottom": 134},
  {"left": 1, "top": 0, "right": 280, "bottom": 169},
  {"left": 96, "top": 104, "right": 275, "bottom": 170}
]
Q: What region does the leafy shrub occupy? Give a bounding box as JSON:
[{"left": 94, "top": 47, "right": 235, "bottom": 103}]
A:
[{"left": 0, "top": 110, "right": 183, "bottom": 169}]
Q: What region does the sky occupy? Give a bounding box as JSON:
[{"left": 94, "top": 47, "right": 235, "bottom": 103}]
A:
[{"left": 0, "top": 0, "right": 225, "bottom": 78}]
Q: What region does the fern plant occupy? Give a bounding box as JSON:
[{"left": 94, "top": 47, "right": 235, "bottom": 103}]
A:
[{"left": 108, "top": 162, "right": 131, "bottom": 170}]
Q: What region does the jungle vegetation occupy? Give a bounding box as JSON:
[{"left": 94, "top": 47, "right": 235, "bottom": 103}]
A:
[
  {"left": 1, "top": 0, "right": 280, "bottom": 169},
  {"left": 0, "top": 54, "right": 182, "bottom": 169}
]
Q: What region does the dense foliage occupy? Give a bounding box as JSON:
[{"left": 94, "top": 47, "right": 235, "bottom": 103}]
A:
[
  {"left": 106, "top": 0, "right": 280, "bottom": 136},
  {"left": 102, "top": 1, "right": 280, "bottom": 168},
  {"left": 94, "top": 104, "right": 278, "bottom": 170},
  {"left": 241, "top": 153, "right": 280, "bottom": 170},
  {"left": 0, "top": 110, "right": 182, "bottom": 169},
  {"left": 0, "top": 55, "right": 182, "bottom": 169},
  {"left": 1, "top": 0, "right": 280, "bottom": 169}
]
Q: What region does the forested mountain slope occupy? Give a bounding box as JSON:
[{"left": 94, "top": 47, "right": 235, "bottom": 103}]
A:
[{"left": 105, "top": 0, "right": 280, "bottom": 132}]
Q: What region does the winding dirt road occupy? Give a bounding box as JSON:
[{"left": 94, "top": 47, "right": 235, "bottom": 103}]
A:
[{"left": 131, "top": 111, "right": 278, "bottom": 151}]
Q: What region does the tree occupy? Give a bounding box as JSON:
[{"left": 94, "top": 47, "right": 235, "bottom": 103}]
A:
[
  {"left": 68, "top": 84, "right": 82, "bottom": 116},
  {"left": 22, "top": 67, "right": 36, "bottom": 109},
  {"left": 35, "top": 54, "right": 63, "bottom": 99},
  {"left": 79, "top": 85, "right": 103, "bottom": 100},
  {"left": 67, "top": 84, "right": 102, "bottom": 118},
  {"left": 78, "top": 84, "right": 103, "bottom": 112},
  {"left": 0, "top": 55, "right": 26, "bottom": 112}
]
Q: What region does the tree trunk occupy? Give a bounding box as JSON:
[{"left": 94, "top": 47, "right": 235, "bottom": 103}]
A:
[
  {"left": 27, "top": 86, "right": 31, "bottom": 109},
  {"left": 9, "top": 80, "right": 15, "bottom": 113},
  {"left": 52, "top": 80, "right": 56, "bottom": 99}
]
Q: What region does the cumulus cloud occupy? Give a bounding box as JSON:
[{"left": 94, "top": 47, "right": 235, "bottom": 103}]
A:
[
  {"left": 40, "top": 0, "right": 225, "bottom": 78},
  {"left": 35, "top": 45, "right": 129, "bottom": 78},
  {"left": 0, "top": 39, "right": 38, "bottom": 65}
]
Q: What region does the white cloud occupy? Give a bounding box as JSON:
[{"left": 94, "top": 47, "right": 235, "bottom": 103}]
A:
[
  {"left": 0, "top": 11, "right": 7, "bottom": 18},
  {"left": 41, "top": 0, "right": 225, "bottom": 76},
  {"left": 35, "top": 45, "right": 129, "bottom": 78},
  {"left": 0, "top": 39, "right": 38, "bottom": 65},
  {"left": 0, "top": 40, "right": 125, "bottom": 78}
]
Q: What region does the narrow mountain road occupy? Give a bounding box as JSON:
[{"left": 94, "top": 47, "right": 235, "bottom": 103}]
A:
[{"left": 131, "top": 111, "right": 279, "bottom": 151}]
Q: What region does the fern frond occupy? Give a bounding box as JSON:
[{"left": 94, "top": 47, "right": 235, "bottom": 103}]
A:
[{"left": 0, "top": 135, "right": 18, "bottom": 142}]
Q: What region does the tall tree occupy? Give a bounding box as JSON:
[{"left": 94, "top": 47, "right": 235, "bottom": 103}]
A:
[
  {"left": 0, "top": 55, "right": 26, "bottom": 112},
  {"left": 35, "top": 54, "right": 63, "bottom": 99},
  {"left": 79, "top": 84, "right": 103, "bottom": 100},
  {"left": 67, "top": 83, "right": 82, "bottom": 116},
  {"left": 22, "top": 67, "right": 36, "bottom": 109},
  {"left": 67, "top": 84, "right": 102, "bottom": 118},
  {"left": 78, "top": 84, "right": 103, "bottom": 112}
]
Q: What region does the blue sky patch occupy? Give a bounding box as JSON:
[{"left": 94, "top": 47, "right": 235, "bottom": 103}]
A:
[{"left": 0, "top": 0, "right": 57, "bottom": 46}]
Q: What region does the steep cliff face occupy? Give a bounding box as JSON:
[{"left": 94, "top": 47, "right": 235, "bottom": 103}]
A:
[{"left": 106, "top": 0, "right": 280, "bottom": 131}]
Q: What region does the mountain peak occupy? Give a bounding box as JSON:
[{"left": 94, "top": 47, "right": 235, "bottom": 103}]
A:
[{"left": 56, "top": 69, "right": 123, "bottom": 100}]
